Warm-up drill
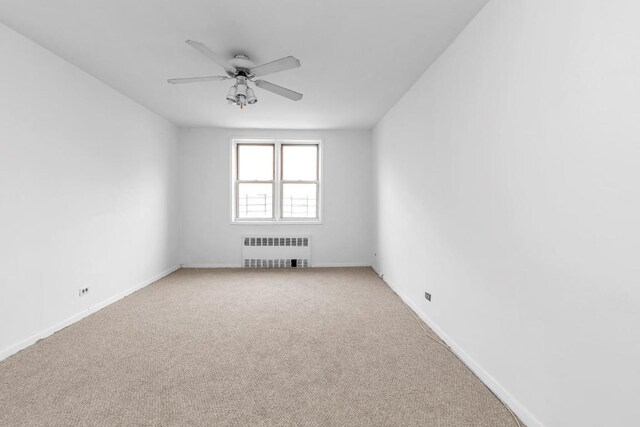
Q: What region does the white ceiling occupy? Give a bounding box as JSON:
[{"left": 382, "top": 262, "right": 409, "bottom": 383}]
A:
[{"left": 0, "top": 0, "right": 488, "bottom": 129}]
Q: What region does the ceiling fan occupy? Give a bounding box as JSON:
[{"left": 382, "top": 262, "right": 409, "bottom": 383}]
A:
[{"left": 168, "top": 40, "right": 302, "bottom": 108}]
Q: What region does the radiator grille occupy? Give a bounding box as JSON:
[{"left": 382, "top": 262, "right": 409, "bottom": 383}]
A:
[
  {"left": 243, "top": 237, "right": 309, "bottom": 247},
  {"left": 242, "top": 235, "right": 311, "bottom": 268},
  {"left": 243, "top": 259, "right": 309, "bottom": 268}
]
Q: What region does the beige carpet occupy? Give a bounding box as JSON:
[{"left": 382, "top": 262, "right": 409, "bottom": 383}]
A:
[{"left": 0, "top": 268, "right": 518, "bottom": 426}]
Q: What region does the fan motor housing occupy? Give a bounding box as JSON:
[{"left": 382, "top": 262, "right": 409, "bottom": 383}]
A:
[{"left": 230, "top": 54, "right": 255, "bottom": 73}]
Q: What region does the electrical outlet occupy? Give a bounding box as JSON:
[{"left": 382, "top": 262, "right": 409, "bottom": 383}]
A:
[
  {"left": 424, "top": 292, "right": 431, "bottom": 302},
  {"left": 78, "top": 287, "right": 89, "bottom": 296}
]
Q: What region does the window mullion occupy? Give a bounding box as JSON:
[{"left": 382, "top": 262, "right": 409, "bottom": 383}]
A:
[{"left": 275, "top": 141, "right": 281, "bottom": 221}]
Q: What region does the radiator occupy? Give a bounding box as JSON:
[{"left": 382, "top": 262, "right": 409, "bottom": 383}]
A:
[{"left": 242, "top": 235, "right": 311, "bottom": 268}]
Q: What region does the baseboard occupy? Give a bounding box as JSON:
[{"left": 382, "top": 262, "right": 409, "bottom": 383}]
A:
[
  {"left": 180, "top": 263, "right": 240, "bottom": 268},
  {"left": 181, "top": 263, "right": 372, "bottom": 268},
  {"left": 378, "top": 271, "right": 543, "bottom": 427},
  {"left": 311, "top": 263, "right": 371, "bottom": 268},
  {"left": 0, "top": 265, "right": 180, "bottom": 362},
  {"left": 371, "top": 264, "right": 382, "bottom": 277}
]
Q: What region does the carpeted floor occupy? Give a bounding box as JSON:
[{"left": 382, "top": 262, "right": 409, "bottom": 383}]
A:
[{"left": 0, "top": 268, "right": 518, "bottom": 426}]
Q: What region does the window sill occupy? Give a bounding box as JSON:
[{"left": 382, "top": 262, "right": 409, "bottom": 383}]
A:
[{"left": 230, "top": 220, "right": 323, "bottom": 225}]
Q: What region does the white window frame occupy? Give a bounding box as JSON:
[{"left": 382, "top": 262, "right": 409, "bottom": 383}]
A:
[{"left": 231, "top": 138, "right": 322, "bottom": 224}]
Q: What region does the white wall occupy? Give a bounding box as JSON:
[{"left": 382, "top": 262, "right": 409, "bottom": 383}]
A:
[
  {"left": 178, "top": 128, "right": 372, "bottom": 267},
  {"left": 372, "top": 1, "right": 640, "bottom": 426},
  {"left": 0, "top": 23, "right": 179, "bottom": 359}
]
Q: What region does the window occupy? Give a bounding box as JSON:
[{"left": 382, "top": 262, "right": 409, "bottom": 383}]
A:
[{"left": 232, "top": 139, "right": 321, "bottom": 222}]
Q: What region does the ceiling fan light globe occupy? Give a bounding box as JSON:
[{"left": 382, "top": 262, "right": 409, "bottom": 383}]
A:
[
  {"left": 246, "top": 88, "right": 257, "bottom": 104},
  {"left": 226, "top": 85, "right": 237, "bottom": 103},
  {"left": 236, "top": 83, "right": 247, "bottom": 97}
]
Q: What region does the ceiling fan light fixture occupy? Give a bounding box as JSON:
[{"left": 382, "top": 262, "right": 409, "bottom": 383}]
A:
[
  {"left": 236, "top": 82, "right": 247, "bottom": 97},
  {"left": 246, "top": 87, "right": 257, "bottom": 104},
  {"left": 226, "top": 85, "right": 237, "bottom": 103}
]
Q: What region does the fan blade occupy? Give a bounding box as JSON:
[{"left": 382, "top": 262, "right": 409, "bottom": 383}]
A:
[
  {"left": 185, "top": 40, "right": 236, "bottom": 74},
  {"left": 251, "top": 56, "right": 300, "bottom": 77},
  {"left": 254, "top": 80, "right": 303, "bottom": 101},
  {"left": 167, "top": 76, "right": 228, "bottom": 84}
]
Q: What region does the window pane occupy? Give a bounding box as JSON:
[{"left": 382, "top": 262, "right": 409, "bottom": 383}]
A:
[
  {"left": 237, "top": 183, "right": 273, "bottom": 218},
  {"left": 238, "top": 145, "right": 274, "bottom": 181},
  {"left": 282, "top": 183, "right": 317, "bottom": 218},
  {"left": 282, "top": 145, "right": 317, "bottom": 181}
]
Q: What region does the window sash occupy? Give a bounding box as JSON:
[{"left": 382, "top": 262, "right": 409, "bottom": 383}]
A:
[
  {"left": 280, "top": 143, "right": 319, "bottom": 181},
  {"left": 280, "top": 144, "right": 319, "bottom": 219},
  {"left": 235, "top": 181, "right": 275, "bottom": 219},
  {"left": 236, "top": 143, "right": 275, "bottom": 181},
  {"left": 280, "top": 181, "right": 319, "bottom": 219},
  {"left": 235, "top": 143, "right": 275, "bottom": 220}
]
